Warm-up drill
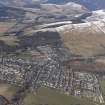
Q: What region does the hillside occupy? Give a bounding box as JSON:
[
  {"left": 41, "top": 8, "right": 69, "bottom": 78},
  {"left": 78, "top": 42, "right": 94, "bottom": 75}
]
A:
[
  {"left": 47, "top": 0, "right": 105, "bottom": 10},
  {"left": 1, "top": 20, "right": 105, "bottom": 57},
  {"left": 56, "top": 21, "right": 105, "bottom": 57}
]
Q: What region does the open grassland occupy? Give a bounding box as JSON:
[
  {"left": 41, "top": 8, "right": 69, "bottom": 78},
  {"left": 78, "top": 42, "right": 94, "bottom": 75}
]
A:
[{"left": 22, "top": 87, "right": 98, "bottom": 105}]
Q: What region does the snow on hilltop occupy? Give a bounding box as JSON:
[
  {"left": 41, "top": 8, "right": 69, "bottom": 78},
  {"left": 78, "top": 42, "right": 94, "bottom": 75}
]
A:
[{"left": 86, "top": 10, "right": 105, "bottom": 22}]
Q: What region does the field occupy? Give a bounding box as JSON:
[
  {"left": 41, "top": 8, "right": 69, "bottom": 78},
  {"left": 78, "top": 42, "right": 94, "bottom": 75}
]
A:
[
  {"left": 0, "top": 83, "right": 18, "bottom": 101},
  {"left": 0, "top": 22, "right": 16, "bottom": 34},
  {"left": 0, "top": 36, "right": 19, "bottom": 46},
  {"left": 22, "top": 86, "right": 98, "bottom": 105},
  {"left": 99, "top": 79, "right": 105, "bottom": 105}
]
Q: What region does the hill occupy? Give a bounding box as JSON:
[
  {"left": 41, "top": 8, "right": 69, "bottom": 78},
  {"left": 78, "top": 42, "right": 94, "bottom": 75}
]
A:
[
  {"left": 47, "top": 0, "right": 105, "bottom": 10},
  {"left": 56, "top": 21, "right": 105, "bottom": 57}
]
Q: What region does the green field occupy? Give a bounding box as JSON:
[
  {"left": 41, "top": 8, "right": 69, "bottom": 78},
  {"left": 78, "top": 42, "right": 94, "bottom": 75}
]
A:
[
  {"left": 22, "top": 86, "right": 98, "bottom": 105},
  {"left": 99, "top": 80, "right": 105, "bottom": 100},
  {"left": 0, "top": 83, "right": 18, "bottom": 100}
]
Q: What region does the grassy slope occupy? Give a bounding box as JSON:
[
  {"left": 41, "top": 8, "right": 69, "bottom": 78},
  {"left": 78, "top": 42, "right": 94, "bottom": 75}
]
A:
[
  {"left": 99, "top": 80, "right": 105, "bottom": 105},
  {"left": 22, "top": 87, "right": 98, "bottom": 105}
]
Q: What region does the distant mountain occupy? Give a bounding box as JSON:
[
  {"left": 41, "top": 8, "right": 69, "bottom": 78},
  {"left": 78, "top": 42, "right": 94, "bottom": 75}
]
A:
[
  {"left": 1, "top": 0, "right": 105, "bottom": 24},
  {"left": 47, "top": 0, "right": 105, "bottom": 10},
  {"left": 39, "top": 2, "right": 87, "bottom": 14},
  {"left": 0, "top": 0, "right": 47, "bottom": 6},
  {"left": 0, "top": 0, "right": 105, "bottom": 10},
  {"left": 0, "top": 1, "right": 88, "bottom": 24}
]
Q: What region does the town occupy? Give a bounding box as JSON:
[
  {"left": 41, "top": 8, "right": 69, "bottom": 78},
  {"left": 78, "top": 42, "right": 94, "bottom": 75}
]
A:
[{"left": 0, "top": 45, "right": 104, "bottom": 104}]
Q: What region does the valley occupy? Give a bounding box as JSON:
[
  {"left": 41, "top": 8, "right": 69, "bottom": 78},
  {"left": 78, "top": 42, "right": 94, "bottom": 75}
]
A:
[{"left": 0, "top": 1, "right": 105, "bottom": 105}]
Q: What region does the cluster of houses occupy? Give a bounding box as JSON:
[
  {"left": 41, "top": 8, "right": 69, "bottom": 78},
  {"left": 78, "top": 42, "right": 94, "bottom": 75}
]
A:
[{"left": 0, "top": 45, "right": 104, "bottom": 103}]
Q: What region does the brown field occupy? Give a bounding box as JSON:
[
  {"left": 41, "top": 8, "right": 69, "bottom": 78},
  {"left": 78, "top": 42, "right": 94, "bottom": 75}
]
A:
[
  {"left": 0, "top": 22, "right": 15, "bottom": 34},
  {"left": 58, "top": 23, "right": 105, "bottom": 57},
  {"left": 64, "top": 58, "right": 105, "bottom": 73}
]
